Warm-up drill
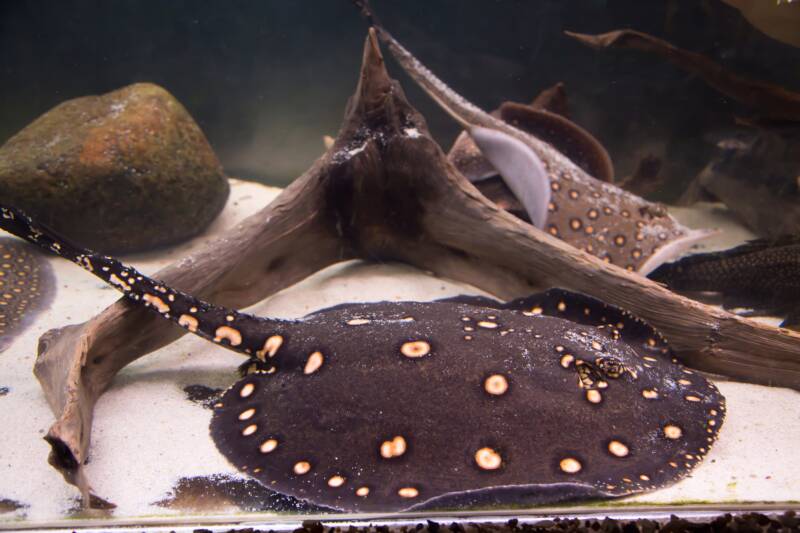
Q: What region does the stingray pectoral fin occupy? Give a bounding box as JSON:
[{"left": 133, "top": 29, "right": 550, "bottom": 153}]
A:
[
  {"left": 469, "top": 126, "right": 551, "bottom": 229},
  {"left": 433, "top": 294, "right": 504, "bottom": 308},
  {"left": 448, "top": 130, "right": 497, "bottom": 182},
  {"left": 507, "top": 287, "right": 672, "bottom": 355},
  {"left": 638, "top": 228, "right": 720, "bottom": 276},
  {"left": 406, "top": 482, "right": 613, "bottom": 512}
]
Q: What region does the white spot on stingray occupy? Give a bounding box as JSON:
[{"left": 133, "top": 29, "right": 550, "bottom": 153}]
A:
[
  {"left": 178, "top": 314, "right": 199, "bottom": 332},
  {"left": 214, "top": 326, "right": 242, "bottom": 346},
  {"left": 328, "top": 475, "right": 346, "bottom": 488},
  {"left": 664, "top": 424, "right": 683, "bottom": 439},
  {"left": 142, "top": 293, "right": 169, "bottom": 313},
  {"left": 240, "top": 383, "right": 255, "bottom": 398},
  {"left": 380, "top": 436, "right": 407, "bottom": 459},
  {"left": 484, "top": 374, "right": 508, "bottom": 395},
  {"left": 109, "top": 274, "right": 131, "bottom": 291},
  {"left": 559, "top": 457, "right": 582, "bottom": 474},
  {"left": 475, "top": 447, "right": 502, "bottom": 470},
  {"left": 293, "top": 461, "right": 311, "bottom": 475},
  {"left": 257, "top": 335, "right": 283, "bottom": 360},
  {"left": 398, "top": 487, "right": 419, "bottom": 498},
  {"left": 401, "top": 341, "right": 430, "bottom": 358},
  {"left": 304, "top": 351, "right": 324, "bottom": 375},
  {"left": 259, "top": 438, "right": 278, "bottom": 453},
  {"left": 586, "top": 389, "right": 602, "bottom": 404},
  {"left": 607, "top": 440, "right": 630, "bottom": 458}
]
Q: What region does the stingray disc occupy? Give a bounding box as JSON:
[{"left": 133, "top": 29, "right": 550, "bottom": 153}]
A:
[
  {"left": 211, "top": 290, "right": 725, "bottom": 512},
  {"left": 0, "top": 238, "right": 54, "bottom": 351}
]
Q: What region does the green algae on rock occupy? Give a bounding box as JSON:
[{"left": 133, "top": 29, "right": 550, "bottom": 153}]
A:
[{"left": 0, "top": 83, "right": 229, "bottom": 254}]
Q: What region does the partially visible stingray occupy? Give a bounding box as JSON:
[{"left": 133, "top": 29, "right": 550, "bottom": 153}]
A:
[
  {"left": 355, "top": 3, "right": 713, "bottom": 274},
  {"left": 449, "top": 97, "right": 616, "bottom": 184},
  {"left": 155, "top": 474, "right": 325, "bottom": 513},
  {"left": 0, "top": 204, "right": 725, "bottom": 512},
  {"left": 449, "top": 95, "right": 617, "bottom": 230},
  {"left": 0, "top": 237, "right": 54, "bottom": 351},
  {"left": 649, "top": 235, "right": 800, "bottom": 330}
]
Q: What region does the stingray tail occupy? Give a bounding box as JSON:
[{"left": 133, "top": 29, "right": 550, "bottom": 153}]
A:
[{"left": 0, "top": 205, "right": 289, "bottom": 364}]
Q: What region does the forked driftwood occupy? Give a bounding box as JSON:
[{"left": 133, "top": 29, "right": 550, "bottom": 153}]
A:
[
  {"left": 564, "top": 29, "right": 800, "bottom": 122},
  {"left": 34, "top": 31, "right": 800, "bottom": 505}
]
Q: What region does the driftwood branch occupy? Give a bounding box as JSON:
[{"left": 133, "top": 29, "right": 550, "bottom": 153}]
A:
[
  {"left": 34, "top": 30, "right": 800, "bottom": 505},
  {"left": 564, "top": 29, "right": 800, "bottom": 122}
]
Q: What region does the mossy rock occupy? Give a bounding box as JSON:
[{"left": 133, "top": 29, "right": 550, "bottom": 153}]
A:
[{"left": 0, "top": 83, "right": 229, "bottom": 253}]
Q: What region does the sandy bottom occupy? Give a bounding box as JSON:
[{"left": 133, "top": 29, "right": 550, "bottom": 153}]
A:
[{"left": 0, "top": 181, "right": 797, "bottom": 527}]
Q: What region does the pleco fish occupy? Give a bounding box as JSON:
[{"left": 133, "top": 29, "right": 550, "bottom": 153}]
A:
[
  {"left": 354, "top": 2, "right": 714, "bottom": 275},
  {"left": 0, "top": 205, "right": 725, "bottom": 512},
  {"left": 649, "top": 236, "right": 800, "bottom": 329}
]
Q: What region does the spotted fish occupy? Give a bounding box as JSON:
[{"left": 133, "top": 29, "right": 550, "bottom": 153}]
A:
[
  {"left": 0, "top": 237, "right": 54, "bottom": 351},
  {"left": 0, "top": 205, "right": 725, "bottom": 512},
  {"left": 354, "top": 7, "right": 713, "bottom": 274},
  {"left": 649, "top": 236, "right": 800, "bottom": 330}
]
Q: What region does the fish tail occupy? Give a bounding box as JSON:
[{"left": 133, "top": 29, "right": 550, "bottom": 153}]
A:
[{"left": 0, "top": 204, "right": 289, "bottom": 363}]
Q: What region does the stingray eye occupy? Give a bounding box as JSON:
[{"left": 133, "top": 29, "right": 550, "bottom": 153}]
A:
[{"left": 595, "top": 356, "right": 626, "bottom": 379}]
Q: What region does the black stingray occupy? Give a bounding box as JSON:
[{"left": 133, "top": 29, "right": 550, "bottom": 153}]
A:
[{"left": 0, "top": 204, "right": 725, "bottom": 512}]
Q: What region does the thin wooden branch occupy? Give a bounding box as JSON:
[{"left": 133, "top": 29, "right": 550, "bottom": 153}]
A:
[{"left": 564, "top": 29, "right": 800, "bottom": 122}]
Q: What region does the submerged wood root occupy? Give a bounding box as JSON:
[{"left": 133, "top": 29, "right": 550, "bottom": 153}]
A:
[
  {"left": 564, "top": 29, "right": 800, "bottom": 122},
  {"left": 34, "top": 30, "right": 800, "bottom": 506}
]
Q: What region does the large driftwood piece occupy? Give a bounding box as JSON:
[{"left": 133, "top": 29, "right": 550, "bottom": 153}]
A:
[{"left": 34, "top": 31, "right": 800, "bottom": 506}]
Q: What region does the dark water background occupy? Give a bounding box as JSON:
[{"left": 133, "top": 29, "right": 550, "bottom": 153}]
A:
[{"left": 2, "top": 0, "right": 799, "bottom": 196}]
